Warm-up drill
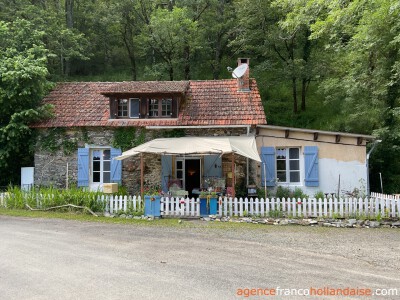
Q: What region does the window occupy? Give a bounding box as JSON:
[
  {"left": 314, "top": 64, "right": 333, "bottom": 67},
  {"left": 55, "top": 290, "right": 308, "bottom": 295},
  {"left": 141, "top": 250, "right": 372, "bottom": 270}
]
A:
[
  {"left": 114, "top": 96, "right": 177, "bottom": 119},
  {"left": 149, "top": 99, "right": 159, "bottom": 117},
  {"left": 276, "top": 148, "right": 300, "bottom": 183},
  {"left": 118, "top": 99, "right": 128, "bottom": 117},
  {"left": 149, "top": 98, "right": 172, "bottom": 118},
  {"left": 161, "top": 99, "right": 172, "bottom": 116},
  {"left": 77, "top": 147, "right": 122, "bottom": 189},
  {"left": 92, "top": 149, "right": 111, "bottom": 184}
]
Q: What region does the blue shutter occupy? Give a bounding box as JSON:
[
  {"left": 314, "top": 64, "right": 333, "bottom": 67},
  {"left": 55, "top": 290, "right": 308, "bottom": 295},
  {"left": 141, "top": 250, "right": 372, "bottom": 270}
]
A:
[
  {"left": 204, "top": 155, "right": 222, "bottom": 178},
  {"left": 261, "top": 147, "right": 276, "bottom": 187},
  {"left": 161, "top": 155, "right": 172, "bottom": 193},
  {"left": 304, "top": 146, "right": 319, "bottom": 187},
  {"left": 110, "top": 148, "right": 122, "bottom": 184},
  {"left": 77, "top": 148, "right": 89, "bottom": 187}
]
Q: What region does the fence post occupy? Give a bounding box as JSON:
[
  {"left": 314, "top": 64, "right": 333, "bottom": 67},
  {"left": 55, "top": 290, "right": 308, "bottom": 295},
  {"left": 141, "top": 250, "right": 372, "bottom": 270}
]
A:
[{"left": 196, "top": 198, "right": 200, "bottom": 217}]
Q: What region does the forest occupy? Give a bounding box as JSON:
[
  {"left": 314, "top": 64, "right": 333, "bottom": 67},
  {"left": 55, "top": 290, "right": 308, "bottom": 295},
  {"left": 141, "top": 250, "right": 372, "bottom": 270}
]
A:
[{"left": 0, "top": 0, "right": 399, "bottom": 193}]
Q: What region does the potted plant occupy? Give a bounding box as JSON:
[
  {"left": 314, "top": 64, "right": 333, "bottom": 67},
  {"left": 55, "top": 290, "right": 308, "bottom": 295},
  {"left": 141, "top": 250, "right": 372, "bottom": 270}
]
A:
[
  {"left": 144, "top": 184, "right": 163, "bottom": 217},
  {"left": 199, "top": 190, "right": 218, "bottom": 216}
]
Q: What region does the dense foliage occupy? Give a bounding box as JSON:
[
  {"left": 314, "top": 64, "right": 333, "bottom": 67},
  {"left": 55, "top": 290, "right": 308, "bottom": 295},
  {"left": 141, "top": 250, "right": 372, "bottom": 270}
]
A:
[{"left": 0, "top": 0, "right": 399, "bottom": 192}]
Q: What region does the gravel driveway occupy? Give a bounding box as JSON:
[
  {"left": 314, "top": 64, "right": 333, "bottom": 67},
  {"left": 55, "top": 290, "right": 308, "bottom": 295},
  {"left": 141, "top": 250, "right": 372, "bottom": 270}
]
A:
[{"left": 0, "top": 216, "right": 399, "bottom": 300}]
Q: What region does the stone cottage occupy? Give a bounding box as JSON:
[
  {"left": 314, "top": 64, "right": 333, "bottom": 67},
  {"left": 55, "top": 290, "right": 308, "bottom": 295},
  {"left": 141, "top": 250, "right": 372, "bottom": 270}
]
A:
[{"left": 32, "top": 59, "right": 266, "bottom": 196}]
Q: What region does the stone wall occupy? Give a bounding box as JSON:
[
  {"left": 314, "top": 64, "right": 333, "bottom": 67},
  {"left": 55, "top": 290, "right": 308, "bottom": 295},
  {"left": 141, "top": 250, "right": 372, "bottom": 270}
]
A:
[{"left": 34, "top": 126, "right": 255, "bottom": 195}]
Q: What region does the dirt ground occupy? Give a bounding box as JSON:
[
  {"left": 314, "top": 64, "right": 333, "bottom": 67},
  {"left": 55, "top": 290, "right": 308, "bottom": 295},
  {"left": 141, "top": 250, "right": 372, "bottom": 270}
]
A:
[{"left": 0, "top": 215, "right": 399, "bottom": 299}]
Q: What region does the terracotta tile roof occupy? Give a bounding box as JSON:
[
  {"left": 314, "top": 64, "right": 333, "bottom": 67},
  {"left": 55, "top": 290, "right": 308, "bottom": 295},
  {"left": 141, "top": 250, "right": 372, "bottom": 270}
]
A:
[
  {"left": 101, "top": 81, "right": 189, "bottom": 94},
  {"left": 33, "top": 79, "right": 266, "bottom": 128},
  {"left": 181, "top": 79, "right": 266, "bottom": 126}
]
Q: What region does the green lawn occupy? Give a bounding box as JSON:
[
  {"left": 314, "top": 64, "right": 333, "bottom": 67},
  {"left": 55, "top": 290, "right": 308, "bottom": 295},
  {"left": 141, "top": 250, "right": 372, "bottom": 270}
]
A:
[{"left": 0, "top": 207, "right": 269, "bottom": 230}]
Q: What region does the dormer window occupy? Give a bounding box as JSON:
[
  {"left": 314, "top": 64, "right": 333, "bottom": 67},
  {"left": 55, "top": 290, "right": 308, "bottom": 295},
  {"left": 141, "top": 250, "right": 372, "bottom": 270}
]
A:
[
  {"left": 109, "top": 95, "right": 179, "bottom": 119},
  {"left": 162, "top": 99, "right": 172, "bottom": 116},
  {"left": 118, "top": 99, "right": 128, "bottom": 117},
  {"left": 149, "top": 98, "right": 172, "bottom": 117}
]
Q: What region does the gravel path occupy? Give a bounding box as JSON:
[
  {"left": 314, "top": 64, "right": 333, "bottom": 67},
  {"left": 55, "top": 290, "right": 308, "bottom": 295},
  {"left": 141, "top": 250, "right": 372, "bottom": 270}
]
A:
[{"left": 0, "top": 216, "right": 399, "bottom": 299}]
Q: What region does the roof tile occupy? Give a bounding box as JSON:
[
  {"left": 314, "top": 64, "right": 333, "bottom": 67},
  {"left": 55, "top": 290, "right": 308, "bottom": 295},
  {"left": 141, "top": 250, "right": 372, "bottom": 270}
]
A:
[{"left": 33, "top": 79, "right": 266, "bottom": 128}]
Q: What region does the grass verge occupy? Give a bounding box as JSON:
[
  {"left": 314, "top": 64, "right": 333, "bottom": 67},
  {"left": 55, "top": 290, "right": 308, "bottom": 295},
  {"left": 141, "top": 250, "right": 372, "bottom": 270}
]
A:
[{"left": 0, "top": 208, "right": 270, "bottom": 230}]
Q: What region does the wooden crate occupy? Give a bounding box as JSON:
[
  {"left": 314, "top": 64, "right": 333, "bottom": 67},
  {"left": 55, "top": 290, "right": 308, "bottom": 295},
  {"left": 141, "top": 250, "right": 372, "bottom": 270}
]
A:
[{"left": 103, "top": 183, "right": 118, "bottom": 194}]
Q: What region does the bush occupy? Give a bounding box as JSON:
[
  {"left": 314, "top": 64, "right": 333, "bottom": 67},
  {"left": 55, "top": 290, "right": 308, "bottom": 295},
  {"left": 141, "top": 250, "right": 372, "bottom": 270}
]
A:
[{"left": 274, "top": 186, "right": 308, "bottom": 199}]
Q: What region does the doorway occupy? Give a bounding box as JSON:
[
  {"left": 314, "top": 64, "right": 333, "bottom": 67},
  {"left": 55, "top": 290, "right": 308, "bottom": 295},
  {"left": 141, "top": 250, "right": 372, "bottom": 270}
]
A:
[
  {"left": 90, "top": 149, "right": 111, "bottom": 191},
  {"left": 175, "top": 158, "right": 201, "bottom": 196}
]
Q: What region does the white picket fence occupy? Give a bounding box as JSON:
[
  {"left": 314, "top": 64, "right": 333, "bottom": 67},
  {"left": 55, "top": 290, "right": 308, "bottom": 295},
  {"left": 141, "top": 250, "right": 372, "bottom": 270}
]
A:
[
  {"left": 0, "top": 193, "right": 142, "bottom": 214},
  {"left": 159, "top": 196, "right": 400, "bottom": 219},
  {"left": 99, "top": 195, "right": 142, "bottom": 214},
  {"left": 1, "top": 192, "right": 399, "bottom": 219},
  {"left": 161, "top": 197, "right": 200, "bottom": 217}
]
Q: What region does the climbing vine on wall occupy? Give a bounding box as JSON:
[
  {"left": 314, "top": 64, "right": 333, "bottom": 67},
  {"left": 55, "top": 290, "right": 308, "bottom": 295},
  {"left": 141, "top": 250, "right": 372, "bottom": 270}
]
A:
[
  {"left": 151, "top": 129, "right": 186, "bottom": 139},
  {"left": 37, "top": 127, "right": 92, "bottom": 155},
  {"left": 112, "top": 127, "right": 147, "bottom": 151}
]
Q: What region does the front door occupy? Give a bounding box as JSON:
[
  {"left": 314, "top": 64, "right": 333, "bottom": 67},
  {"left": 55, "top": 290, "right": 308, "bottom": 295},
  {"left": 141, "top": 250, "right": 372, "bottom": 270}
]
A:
[
  {"left": 175, "top": 158, "right": 201, "bottom": 196},
  {"left": 90, "top": 149, "right": 111, "bottom": 191}
]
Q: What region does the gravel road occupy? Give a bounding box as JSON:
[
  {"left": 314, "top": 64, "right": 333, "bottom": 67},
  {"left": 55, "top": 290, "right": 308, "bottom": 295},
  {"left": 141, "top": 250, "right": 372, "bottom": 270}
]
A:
[{"left": 0, "top": 216, "right": 399, "bottom": 300}]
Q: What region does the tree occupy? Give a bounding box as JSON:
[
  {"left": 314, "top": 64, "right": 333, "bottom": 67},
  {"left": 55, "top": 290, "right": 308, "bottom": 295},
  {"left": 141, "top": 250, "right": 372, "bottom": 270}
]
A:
[
  {"left": 305, "top": 0, "right": 400, "bottom": 192},
  {"left": 142, "top": 6, "right": 198, "bottom": 80},
  {"left": 0, "top": 19, "right": 53, "bottom": 186},
  {"left": 233, "top": 0, "right": 319, "bottom": 113}
]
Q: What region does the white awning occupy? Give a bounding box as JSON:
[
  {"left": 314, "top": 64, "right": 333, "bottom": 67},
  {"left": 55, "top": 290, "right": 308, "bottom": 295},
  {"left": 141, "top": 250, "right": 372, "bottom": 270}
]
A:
[{"left": 115, "top": 136, "right": 261, "bottom": 162}]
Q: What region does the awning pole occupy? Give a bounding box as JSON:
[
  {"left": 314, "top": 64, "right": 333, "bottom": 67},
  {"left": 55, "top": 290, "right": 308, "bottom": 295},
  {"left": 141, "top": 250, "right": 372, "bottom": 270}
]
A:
[
  {"left": 231, "top": 152, "right": 235, "bottom": 198},
  {"left": 140, "top": 153, "right": 144, "bottom": 198}
]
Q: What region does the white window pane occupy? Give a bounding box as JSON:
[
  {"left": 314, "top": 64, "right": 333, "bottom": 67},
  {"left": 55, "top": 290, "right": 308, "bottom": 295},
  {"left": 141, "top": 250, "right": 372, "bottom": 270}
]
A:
[
  {"left": 93, "top": 150, "right": 101, "bottom": 160},
  {"left": 103, "top": 150, "right": 110, "bottom": 160},
  {"left": 289, "top": 148, "right": 299, "bottom": 159},
  {"left": 276, "top": 148, "right": 286, "bottom": 159},
  {"left": 289, "top": 160, "right": 299, "bottom": 170},
  {"left": 93, "top": 172, "right": 100, "bottom": 183},
  {"left": 177, "top": 161, "right": 183, "bottom": 169},
  {"left": 103, "top": 172, "right": 110, "bottom": 183},
  {"left": 290, "top": 171, "right": 300, "bottom": 183},
  {"left": 277, "top": 160, "right": 286, "bottom": 171},
  {"left": 277, "top": 171, "right": 286, "bottom": 182},
  {"left": 103, "top": 161, "right": 110, "bottom": 172}
]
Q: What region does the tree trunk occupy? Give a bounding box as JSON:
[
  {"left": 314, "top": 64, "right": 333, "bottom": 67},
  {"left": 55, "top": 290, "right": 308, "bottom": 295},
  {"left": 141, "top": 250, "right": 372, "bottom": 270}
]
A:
[
  {"left": 64, "top": 0, "right": 74, "bottom": 76},
  {"left": 211, "top": 32, "right": 223, "bottom": 80},
  {"left": 169, "top": 64, "right": 174, "bottom": 81},
  {"left": 301, "top": 29, "right": 312, "bottom": 111},
  {"left": 292, "top": 77, "right": 298, "bottom": 114},
  {"left": 183, "top": 43, "right": 190, "bottom": 80},
  {"left": 301, "top": 78, "right": 308, "bottom": 111},
  {"left": 121, "top": 22, "right": 137, "bottom": 81},
  {"left": 65, "top": 0, "right": 74, "bottom": 28}
]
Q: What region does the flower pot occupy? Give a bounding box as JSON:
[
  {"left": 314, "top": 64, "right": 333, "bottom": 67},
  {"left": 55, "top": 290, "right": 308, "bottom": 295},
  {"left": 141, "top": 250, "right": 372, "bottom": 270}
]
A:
[
  {"left": 209, "top": 197, "right": 218, "bottom": 215},
  {"left": 199, "top": 198, "right": 208, "bottom": 216},
  {"left": 144, "top": 195, "right": 161, "bottom": 217}
]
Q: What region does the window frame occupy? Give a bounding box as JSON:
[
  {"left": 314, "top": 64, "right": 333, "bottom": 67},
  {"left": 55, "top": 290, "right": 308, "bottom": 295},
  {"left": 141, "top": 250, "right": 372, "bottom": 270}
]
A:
[
  {"left": 114, "top": 96, "right": 176, "bottom": 119},
  {"left": 148, "top": 97, "right": 173, "bottom": 118},
  {"left": 117, "top": 99, "right": 128, "bottom": 118},
  {"left": 275, "top": 147, "right": 301, "bottom": 184}
]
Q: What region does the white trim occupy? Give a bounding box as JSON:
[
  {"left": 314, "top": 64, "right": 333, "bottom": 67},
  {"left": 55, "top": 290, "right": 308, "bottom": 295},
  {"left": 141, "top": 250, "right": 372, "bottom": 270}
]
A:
[{"left": 276, "top": 147, "right": 302, "bottom": 185}]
